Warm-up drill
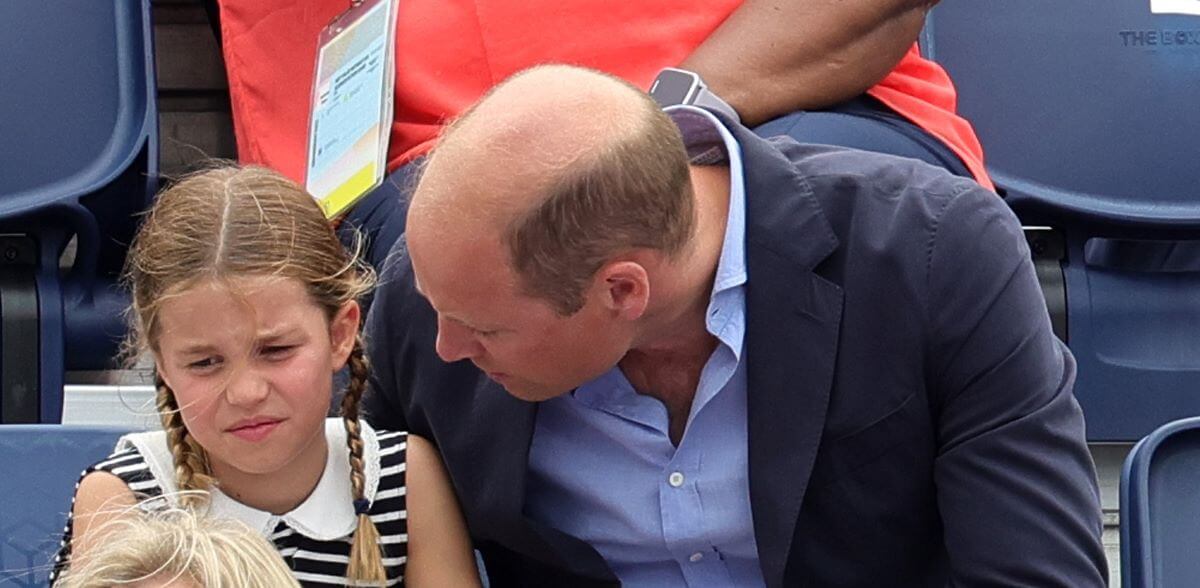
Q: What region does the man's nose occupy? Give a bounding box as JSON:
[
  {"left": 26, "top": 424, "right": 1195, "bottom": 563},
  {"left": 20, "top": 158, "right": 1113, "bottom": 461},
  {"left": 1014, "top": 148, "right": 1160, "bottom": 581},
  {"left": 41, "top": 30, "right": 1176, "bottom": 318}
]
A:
[
  {"left": 435, "top": 317, "right": 481, "bottom": 363},
  {"left": 224, "top": 367, "right": 270, "bottom": 407}
]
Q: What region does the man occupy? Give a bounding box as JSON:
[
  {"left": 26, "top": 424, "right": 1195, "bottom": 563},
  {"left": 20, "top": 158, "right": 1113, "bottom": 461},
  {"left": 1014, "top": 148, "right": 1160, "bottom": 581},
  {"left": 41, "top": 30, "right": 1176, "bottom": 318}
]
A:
[{"left": 365, "top": 65, "right": 1107, "bottom": 586}]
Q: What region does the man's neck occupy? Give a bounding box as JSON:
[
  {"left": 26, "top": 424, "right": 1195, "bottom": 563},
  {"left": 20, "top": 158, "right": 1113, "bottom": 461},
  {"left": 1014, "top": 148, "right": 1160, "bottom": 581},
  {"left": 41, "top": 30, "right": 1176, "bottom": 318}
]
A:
[
  {"left": 633, "top": 164, "right": 731, "bottom": 353},
  {"left": 621, "top": 163, "right": 732, "bottom": 444}
]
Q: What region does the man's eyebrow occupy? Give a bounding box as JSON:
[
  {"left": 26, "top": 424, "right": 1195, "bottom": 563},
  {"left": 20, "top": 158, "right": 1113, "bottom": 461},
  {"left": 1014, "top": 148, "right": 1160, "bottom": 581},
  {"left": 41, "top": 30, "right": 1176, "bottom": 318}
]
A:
[
  {"left": 443, "top": 311, "right": 500, "bottom": 332},
  {"left": 410, "top": 277, "right": 501, "bottom": 331}
]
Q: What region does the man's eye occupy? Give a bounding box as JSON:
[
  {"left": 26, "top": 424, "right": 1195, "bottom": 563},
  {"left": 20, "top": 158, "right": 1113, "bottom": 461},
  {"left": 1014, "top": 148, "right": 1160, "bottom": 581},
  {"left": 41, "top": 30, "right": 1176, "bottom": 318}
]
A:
[{"left": 474, "top": 329, "right": 500, "bottom": 338}]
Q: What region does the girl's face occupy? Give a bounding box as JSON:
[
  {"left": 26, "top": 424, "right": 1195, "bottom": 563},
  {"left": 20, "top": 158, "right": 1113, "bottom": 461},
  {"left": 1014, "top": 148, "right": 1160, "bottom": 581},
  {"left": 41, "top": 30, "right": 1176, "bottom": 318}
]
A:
[{"left": 153, "top": 276, "right": 359, "bottom": 481}]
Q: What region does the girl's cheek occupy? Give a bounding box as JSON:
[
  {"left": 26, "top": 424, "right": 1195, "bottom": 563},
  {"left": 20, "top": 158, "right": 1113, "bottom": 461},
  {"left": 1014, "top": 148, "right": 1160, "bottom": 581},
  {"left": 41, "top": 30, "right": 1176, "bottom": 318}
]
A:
[{"left": 176, "top": 387, "right": 222, "bottom": 424}]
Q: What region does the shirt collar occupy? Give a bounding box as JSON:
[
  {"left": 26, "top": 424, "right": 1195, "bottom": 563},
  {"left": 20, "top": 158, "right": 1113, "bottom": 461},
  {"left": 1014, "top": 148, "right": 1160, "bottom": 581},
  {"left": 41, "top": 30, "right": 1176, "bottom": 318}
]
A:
[
  {"left": 122, "top": 418, "right": 381, "bottom": 541},
  {"left": 667, "top": 105, "right": 748, "bottom": 357}
]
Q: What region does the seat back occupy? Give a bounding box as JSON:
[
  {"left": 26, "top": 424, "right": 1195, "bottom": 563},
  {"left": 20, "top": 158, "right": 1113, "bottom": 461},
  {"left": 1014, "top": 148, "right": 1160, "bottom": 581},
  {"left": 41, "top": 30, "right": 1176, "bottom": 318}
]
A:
[
  {"left": 1121, "top": 417, "right": 1200, "bottom": 588},
  {"left": 0, "top": 425, "right": 126, "bottom": 586},
  {"left": 0, "top": 0, "right": 157, "bottom": 422},
  {"left": 923, "top": 1, "right": 1200, "bottom": 440}
]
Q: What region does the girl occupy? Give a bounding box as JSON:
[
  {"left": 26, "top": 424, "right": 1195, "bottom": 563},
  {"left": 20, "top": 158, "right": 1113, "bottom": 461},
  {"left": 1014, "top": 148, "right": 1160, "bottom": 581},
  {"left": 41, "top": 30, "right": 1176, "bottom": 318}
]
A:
[{"left": 52, "top": 166, "right": 479, "bottom": 587}]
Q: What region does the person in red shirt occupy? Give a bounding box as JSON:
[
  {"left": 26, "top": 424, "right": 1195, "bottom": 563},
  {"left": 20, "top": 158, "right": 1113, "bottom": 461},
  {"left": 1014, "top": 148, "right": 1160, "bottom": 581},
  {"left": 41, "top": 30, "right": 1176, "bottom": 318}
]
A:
[{"left": 209, "top": 0, "right": 989, "bottom": 271}]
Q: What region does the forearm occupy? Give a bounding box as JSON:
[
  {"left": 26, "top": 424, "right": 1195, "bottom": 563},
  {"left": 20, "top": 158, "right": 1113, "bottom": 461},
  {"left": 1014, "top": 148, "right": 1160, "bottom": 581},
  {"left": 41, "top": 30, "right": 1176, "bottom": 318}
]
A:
[{"left": 681, "top": 0, "right": 935, "bottom": 126}]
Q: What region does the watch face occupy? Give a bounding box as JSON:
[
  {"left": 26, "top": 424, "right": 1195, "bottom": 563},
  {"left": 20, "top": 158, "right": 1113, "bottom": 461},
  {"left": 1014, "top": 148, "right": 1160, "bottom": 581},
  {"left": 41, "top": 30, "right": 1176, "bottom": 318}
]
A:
[{"left": 649, "top": 69, "right": 699, "bottom": 108}]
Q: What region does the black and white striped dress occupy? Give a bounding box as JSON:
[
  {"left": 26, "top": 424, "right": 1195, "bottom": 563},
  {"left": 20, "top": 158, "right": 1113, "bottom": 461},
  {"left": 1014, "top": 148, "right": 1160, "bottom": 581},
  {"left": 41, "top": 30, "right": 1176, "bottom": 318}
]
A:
[{"left": 50, "top": 419, "right": 409, "bottom": 587}]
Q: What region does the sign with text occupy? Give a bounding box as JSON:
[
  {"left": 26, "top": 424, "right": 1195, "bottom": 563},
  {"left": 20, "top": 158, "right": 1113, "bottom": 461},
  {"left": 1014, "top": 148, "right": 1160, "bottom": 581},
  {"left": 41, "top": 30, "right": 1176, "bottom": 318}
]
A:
[
  {"left": 306, "top": 0, "right": 399, "bottom": 218},
  {"left": 1151, "top": 0, "right": 1200, "bottom": 16}
]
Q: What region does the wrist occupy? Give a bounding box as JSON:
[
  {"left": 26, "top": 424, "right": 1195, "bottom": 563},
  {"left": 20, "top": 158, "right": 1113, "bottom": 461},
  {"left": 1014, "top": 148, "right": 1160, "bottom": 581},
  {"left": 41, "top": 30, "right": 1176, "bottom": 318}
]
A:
[{"left": 649, "top": 67, "right": 741, "bottom": 124}]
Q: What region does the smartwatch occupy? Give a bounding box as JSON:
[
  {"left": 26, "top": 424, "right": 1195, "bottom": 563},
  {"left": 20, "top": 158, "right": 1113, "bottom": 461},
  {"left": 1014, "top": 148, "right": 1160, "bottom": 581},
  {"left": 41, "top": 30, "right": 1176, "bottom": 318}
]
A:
[{"left": 649, "top": 67, "right": 740, "bottom": 124}]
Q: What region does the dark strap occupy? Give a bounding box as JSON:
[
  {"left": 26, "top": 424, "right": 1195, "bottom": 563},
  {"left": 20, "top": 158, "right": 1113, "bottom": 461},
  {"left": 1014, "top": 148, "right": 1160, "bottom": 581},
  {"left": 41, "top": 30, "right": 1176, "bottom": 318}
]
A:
[
  {"left": 1025, "top": 227, "right": 1068, "bottom": 342},
  {"left": 201, "top": 0, "right": 222, "bottom": 47},
  {"left": 0, "top": 252, "right": 40, "bottom": 424}
]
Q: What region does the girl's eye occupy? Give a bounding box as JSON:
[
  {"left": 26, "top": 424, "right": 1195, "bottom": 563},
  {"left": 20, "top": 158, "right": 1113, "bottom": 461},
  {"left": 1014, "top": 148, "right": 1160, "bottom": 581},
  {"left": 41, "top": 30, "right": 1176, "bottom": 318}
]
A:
[
  {"left": 187, "top": 357, "right": 220, "bottom": 371},
  {"left": 261, "top": 345, "right": 296, "bottom": 358}
]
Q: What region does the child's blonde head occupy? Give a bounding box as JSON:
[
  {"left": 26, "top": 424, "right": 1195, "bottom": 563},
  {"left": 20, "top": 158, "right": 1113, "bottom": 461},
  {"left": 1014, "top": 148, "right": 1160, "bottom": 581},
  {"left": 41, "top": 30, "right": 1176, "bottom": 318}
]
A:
[
  {"left": 57, "top": 505, "right": 300, "bottom": 588},
  {"left": 123, "top": 164, "right": 385, "bottom": 583}
]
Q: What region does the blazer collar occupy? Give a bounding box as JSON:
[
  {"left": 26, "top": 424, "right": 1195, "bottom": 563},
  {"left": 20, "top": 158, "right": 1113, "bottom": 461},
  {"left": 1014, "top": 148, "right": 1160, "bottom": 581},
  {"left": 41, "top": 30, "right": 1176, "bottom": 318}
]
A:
[{"left": 464, "top": 377, "right": 617, "bottom": 582}]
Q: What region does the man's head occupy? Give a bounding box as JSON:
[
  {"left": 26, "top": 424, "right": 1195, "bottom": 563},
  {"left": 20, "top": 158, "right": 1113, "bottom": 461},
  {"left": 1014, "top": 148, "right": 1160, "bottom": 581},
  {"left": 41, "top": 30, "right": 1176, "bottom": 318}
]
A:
[{"left": 406, "top": 64, "right": 696, "bottom": 401}]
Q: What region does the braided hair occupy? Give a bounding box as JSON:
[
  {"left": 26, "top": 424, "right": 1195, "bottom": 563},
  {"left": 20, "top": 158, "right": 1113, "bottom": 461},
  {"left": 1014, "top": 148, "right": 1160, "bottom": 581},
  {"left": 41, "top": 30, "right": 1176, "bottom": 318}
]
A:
[
  {"left": 155, "top": 374, "right": 214, "bottom": 508},
  {"left": 341, "top": 336, "right": 386, "bottom": 582}
]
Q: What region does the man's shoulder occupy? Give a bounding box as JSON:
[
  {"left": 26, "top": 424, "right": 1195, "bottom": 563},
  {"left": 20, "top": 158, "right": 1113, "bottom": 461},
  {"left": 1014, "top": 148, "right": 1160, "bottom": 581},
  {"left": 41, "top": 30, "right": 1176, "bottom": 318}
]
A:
[
  {"left": 760, "top": 139, "right": 1007, "bottom": 256},
  {"left": 741, "top": 137, "right": 1022, "bottom": 317},
  {"left": 773, "top": 139, "right": 988, "bottom": 212},
  {"left": 367, "top": 237, "right": 422, "bottom": 326},
  {"left": 376, "top": 236, "right": 415, "bottom": 288}
]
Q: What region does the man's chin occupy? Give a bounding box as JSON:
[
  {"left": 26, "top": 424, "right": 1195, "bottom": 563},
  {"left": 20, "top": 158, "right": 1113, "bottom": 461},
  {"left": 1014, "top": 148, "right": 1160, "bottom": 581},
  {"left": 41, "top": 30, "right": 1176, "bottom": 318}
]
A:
[{"left": 494, "top": 379, "right": 569, "bottom": 403}]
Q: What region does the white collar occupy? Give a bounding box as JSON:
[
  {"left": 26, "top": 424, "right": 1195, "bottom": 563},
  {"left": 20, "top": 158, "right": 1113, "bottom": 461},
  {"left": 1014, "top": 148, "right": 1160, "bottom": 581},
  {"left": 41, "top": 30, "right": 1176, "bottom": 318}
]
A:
[{"left": 118, "top": 417, "right": 381, "bottom": 540}]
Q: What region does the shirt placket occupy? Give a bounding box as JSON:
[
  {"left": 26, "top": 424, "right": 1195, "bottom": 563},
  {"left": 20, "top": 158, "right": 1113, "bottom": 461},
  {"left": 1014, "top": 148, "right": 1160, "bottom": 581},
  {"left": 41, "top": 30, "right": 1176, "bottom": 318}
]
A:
[{"left": 659, "top": 443, "right": 734, "bottom": 585}]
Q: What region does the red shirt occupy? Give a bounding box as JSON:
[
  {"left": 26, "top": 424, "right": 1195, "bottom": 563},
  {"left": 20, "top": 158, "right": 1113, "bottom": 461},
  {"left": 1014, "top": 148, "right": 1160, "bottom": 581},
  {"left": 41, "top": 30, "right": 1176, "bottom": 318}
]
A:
[{"left": 218, "top": 1, "right": 992, "bottom": 190}]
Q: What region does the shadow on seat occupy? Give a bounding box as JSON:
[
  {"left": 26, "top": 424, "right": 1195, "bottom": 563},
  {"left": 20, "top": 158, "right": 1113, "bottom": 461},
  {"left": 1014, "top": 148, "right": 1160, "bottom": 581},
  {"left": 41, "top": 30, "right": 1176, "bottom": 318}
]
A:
[
  {"left": 0, "top": 0, "right": 158, "bottom": 422},
  {"left": 0, "top": 425, "right": 127, "bottom": 586}
]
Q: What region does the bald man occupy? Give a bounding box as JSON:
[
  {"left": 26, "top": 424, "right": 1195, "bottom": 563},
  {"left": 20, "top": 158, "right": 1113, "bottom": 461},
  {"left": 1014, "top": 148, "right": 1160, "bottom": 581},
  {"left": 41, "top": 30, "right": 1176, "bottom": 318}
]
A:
[{"left": 364, "top": 65, "right": 1106, "bottom": 587}]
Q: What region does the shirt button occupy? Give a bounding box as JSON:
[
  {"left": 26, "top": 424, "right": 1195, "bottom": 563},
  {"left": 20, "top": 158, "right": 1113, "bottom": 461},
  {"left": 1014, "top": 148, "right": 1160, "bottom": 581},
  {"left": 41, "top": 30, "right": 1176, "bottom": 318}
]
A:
[
  {"left": 689, "top": 552, "right": 705, "bottom": 563},
  {"left": 668, "top": 472, "right": 685, "bottom": 487}
]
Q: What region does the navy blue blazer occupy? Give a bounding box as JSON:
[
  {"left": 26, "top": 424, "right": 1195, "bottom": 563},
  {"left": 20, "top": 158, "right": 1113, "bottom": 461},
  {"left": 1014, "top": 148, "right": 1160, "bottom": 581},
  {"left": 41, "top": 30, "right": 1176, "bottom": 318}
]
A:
[{"left": 363, "top": 120, "right": 1108, "bottom": 587}]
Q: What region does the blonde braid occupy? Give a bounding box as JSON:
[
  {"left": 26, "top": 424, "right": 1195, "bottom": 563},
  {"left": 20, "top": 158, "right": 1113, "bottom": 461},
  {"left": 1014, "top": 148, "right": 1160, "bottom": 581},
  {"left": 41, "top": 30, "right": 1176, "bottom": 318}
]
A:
[
  {"left": 155, "top": 374, "right": 213, "bottom": 509},
  {"left": 341, "top": 337, "right": 386, "bottom": 583}
]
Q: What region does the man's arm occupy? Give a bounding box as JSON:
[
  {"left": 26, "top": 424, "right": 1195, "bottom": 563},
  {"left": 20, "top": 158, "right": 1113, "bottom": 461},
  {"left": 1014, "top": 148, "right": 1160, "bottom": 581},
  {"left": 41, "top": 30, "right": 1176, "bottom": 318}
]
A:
[
  {"left": 680, "top": 0, "right": 936, "bottom": 126},
  {"left": 925, "top": 184, "right": 1107, "bottom": 586}
]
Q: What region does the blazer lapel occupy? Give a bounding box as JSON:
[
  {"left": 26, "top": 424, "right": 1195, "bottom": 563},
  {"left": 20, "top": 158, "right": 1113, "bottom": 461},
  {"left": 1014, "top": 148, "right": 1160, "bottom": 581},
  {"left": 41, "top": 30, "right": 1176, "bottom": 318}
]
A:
[
  {"left": 735, "top": 123, "right": 844, "bottom": 588},
  {"left": 745, "top": 266, "right": 842, "bottom": 588},
  {"left": 461, "top": 378, "right": 535, "bottom": 540},
  {"left": 465, "top": 379, "right": 617, "bottom": 582}
]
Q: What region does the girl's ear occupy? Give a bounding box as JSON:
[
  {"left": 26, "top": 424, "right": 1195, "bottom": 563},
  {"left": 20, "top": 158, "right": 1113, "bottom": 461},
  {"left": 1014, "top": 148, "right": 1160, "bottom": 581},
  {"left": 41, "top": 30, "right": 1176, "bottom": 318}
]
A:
[{"left": 329, "top": 300, "right": 361, "bottom": 370}]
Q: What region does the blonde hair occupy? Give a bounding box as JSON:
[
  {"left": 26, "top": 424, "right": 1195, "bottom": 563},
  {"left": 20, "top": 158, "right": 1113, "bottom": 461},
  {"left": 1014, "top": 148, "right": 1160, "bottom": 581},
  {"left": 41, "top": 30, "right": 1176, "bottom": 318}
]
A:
[
  {"left": 57, "top": 505, "right": 300, "bottom": 588},
  {"left": 123, "top": 164, "right": 385, "bottom": 583}
]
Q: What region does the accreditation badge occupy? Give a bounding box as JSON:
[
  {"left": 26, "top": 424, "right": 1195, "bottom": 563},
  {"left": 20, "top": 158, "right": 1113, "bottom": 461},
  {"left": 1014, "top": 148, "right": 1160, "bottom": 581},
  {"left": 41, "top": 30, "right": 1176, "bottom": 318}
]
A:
[{"left": 305, "top": 0, "right": 399, "bottom": 218}]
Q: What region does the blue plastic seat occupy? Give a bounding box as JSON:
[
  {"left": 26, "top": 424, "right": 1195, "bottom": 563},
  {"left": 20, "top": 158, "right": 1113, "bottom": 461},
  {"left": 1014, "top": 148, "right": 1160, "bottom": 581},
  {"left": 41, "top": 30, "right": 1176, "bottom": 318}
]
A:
[
  {"left": 1121, "top": 416, "right": 1200, "bottom": 588},
  {"left": 0, "top": 425, "right": 126, "bottom": 586},
  {"left": 923, "top": 1, "right": 1200, "bottom": 441},
  {"left": 0, "top": 0, "right": 157, "bottom": 422}
]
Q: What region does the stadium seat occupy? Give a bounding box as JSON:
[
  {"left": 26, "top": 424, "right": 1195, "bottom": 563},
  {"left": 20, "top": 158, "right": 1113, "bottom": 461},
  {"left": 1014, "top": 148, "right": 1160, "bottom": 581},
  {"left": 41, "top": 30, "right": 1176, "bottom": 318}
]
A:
[
  {"left": 0, "top": 0, "right": 158, "bottom": 423},
  {"left": 1121, "top": 416, "right": 1200, "bottom": 587},
  {"left": 0, "top": 425, "right": 127, "bottom": 586},
  {"left": 923, "top": 1, "right": 1200, "bottom": 441}
]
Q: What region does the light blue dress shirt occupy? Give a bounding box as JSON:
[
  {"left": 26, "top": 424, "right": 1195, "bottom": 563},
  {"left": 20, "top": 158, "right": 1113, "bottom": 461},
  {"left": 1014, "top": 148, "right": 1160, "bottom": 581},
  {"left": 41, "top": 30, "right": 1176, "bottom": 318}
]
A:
[{"left": 525, "top": 106, "right": 765, "bottom": 587}]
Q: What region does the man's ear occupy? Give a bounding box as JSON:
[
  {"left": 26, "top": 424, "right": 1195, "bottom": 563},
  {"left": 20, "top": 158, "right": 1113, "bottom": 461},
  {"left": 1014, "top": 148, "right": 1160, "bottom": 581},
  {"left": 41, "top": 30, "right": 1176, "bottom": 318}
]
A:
[
  {"left": 597, "top": 261, "right": 649, "bottom": 320},
  {"left": 329, "top": 300, "right": 362, "bottom": 370}
]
